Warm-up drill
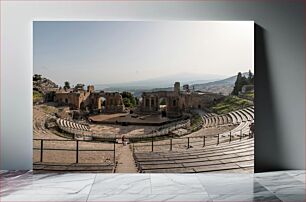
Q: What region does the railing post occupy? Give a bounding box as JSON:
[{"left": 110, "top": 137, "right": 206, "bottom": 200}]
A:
[
  {"left": 76, "top": 140, "right": 79, "bottom": 164},
  {"left": 217, "top": 134, "right": 220, "bottom": 145},
  {"left": 151, "top": 137, "right": 154, "bottom": 152},
  {"left": 187, "top": 137, "right": 190, "bottom": 149},
  {"left": 170, "top": 139, "right": 172, "bottom": 151},
  {"left": 229, "top": 131, "right": 232, "bottom": 143},
  {"left": 113, "top": 140, "right": 116, "bottom": 164},
  {"left": 203, "top": 136, "right": 206, "bottom": 147},
  {"left": 40, "top": 139, "right": 43, "bottom": 162}
]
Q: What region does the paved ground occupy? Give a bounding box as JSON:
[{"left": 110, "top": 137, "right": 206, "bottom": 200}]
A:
[
  {"left": 115, "top": 144, "right": 138, "bottom": 173},
  {"left": 89, "top": 113, "right": 128, "bottom": 121},
  {"left": 89, "top": 113, "right": 170, "bottom": 124}
]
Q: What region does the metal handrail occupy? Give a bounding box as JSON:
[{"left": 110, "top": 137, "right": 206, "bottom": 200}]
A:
[
  {"left": 132, "top": 129, "right": 254, "bottom": 152},
  {"left": 33, "top": 138, "right": 116, "bottom": 165}
]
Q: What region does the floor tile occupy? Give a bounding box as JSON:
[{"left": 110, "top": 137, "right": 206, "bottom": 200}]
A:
[
  {"left": 286, "top": 170, "right": 305, "bottom": 183},
  {"left": 0, "top": 194, "right": 88, "bottom": 202},
  {"left": 1, "top": 170, "right": 305, "bottom": 202},
  {"left": 150, "top": 174, "right": 208, "bottom": 195},
  {"left": 255, "top": 173, "right": 305, "bottom": 195},
  {"left": 90, "top": 174, "right": 151, "bottom": 195},
  {"left": 275, "top": 194, "right": 306, "bottom": 202},
  {"left": 210, "top": 194, "right": 282, "bottom": 202},
  {"left": 197, "top": 173, "right": 260, "bottom": 195},
  {"left": 88, "top": 194, "right": 211, "bottom": 202},
  {"left": 1, "top": 173, "right": 96, "bottom": 196}
]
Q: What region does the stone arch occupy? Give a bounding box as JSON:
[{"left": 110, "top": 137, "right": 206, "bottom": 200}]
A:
[
  {"left": 158, "top": 96, "right": 168, "bottom": 116},
  {"left": 97, "top": 96, "right": 107, "bottom": 112},
  {"left": 91, "top": 92, "right": 125, "bottom": 113}
]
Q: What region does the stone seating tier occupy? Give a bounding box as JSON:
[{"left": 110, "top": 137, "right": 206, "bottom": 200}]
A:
[
  {"left": 134, "top": 138, "right": 254, "bottom": 173},
  {"left": 202, "top": 106, "right": 254, "bottom": 128}
]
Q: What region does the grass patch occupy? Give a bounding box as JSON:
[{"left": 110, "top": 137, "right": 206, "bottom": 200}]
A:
[
  {"left": 241, "top": 91, "right": 254, "bottom": 101},
  {"left": 33, "top": 90, "right": 44, "bottom": 103},
  {"left": 210, "top": 96, "right": 253, "bottom": 115},
  {"left": 190, "top": 114, "right": 203, "bottom": 132}
]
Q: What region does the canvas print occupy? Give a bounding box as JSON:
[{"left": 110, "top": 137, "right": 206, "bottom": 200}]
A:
[{"left": 33, "top": 21, "right": 254, "bottom": 173}]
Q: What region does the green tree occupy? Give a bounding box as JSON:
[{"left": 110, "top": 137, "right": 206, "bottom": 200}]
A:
[
  {"left": 232, "top": 72, "right": 242, "bottom": 95},
  {"left": 240, "top": 76, "right": 249, "bottom": 89},
  {"left": 160, "top": 98, "right": 166, "bottom": 105},
  {"left": 135, "top": 97, "right": 139, "bottom": 105},
  {"left": 232, "top": 71, "right": 254, "bottom": 95},
  {"left": 123, "top": 97, "right": 131, "bottom": 107},
  {"left": 121, "top": 91, "right": 136, "bottom": 107},
  {"left": 64, "top": 81, "right": 70, "bottom": 90},
  {"left": 250, "top": 75, "right": 254, "bottom": 85},
  {"left": 248, "top": 70, "right": 254, "bottom": 84},
  {"left": 33, "top": 74, "right": 42, "bottom": 81}
]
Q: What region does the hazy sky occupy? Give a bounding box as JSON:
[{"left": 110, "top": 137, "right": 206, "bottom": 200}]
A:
[{"left": 33, "top": 21, "right": 254, "bottom": 86}]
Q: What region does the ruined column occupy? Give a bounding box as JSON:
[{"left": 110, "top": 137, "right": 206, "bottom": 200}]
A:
[
  {"left": 151, "top": 97, "right": 155, "bottom": 110},
  {"left": 149, "top": 97, "right": 152, "bottom": 111},
  {"left": 143, "top": 96, "right": 146, "bottom": 110}
]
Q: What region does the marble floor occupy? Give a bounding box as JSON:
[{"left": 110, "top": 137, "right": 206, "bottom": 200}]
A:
[{"left": 0, "top": 170, "right": 305, "bottom": 201}]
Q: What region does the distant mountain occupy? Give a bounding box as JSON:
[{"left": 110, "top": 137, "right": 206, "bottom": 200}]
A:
[
  {"left": 190, "top": 72, "right": 249, "bottom": 95},
  {"left": 150, "top": 72, "right": 249, "bottom": 95},
  {"left": 94, "top": 73, "right": 226, "bottom": 92},
  {"left": 94, "top": 72, "right": 250, "bottom": 96}
]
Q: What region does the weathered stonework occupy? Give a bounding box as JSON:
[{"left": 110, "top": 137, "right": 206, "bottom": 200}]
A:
[
  {"left": 140, "top": 82, "right": 223, "bottom": 118},
  {"left": 54, "top": 82, "right": 222, "bottom": 117},
  {"left": 90, "top": 91, "right": 125, "bottom": 113},
  {"left": 54, "top": 85, "right": 125, "bottom": 113}
]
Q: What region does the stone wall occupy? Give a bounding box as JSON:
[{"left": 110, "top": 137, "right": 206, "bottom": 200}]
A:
[
  {"left": 139, "top": 82, "right": 224, "bottom": 117},
  {"left": 54, "top": 86, "right": 125, "bottom": 113}
]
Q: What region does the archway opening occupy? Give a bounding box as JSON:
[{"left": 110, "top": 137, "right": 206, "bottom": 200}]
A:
[
  {"left": 159, "top": 97, "right": 167, "bottom": 117},
  {"left": 80, "top": 102, "right": 85, "bottom": 110},
  {"left": 98, "top": 97, "right": 107, "bottom": 112}
]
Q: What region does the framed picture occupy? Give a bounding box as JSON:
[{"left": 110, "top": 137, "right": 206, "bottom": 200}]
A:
[{"left": 33, "top": 21, "right": 254, "bottom": 173}]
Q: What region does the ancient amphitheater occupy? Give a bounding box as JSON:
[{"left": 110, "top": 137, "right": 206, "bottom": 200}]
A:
[{"left": 33, "top": 103, "right": 254, "bottom": 173}]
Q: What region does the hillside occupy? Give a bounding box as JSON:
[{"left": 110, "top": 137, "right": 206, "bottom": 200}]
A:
[
  {"left": 149, "top": 72, "right": 249, "bottom": 95},
  {"left": 33, "top": 74, "right": 58, "bottom": 103},
  {"left": 95, "top": 73, "right": 225, "bottom": 91},
  {"left": 191, "top": 72, "right": 249, "bottom": 95},
  {"left": 209, "top": 95, "right": 253, "bottom": 115}
]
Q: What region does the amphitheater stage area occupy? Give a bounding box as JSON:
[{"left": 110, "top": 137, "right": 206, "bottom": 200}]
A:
[{"left": 89, "top": 113, "right": 177, "bottom": 126}]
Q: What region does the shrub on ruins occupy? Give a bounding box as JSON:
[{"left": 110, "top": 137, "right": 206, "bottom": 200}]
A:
[
  {"left": 33, "top": 90, "right": 44, "bottom": 103},
  {"left": 33, "top": 74, "right": 42, "bottom": 81},
  {"left": 123, "top": 97, "right": 132, "bottom": 107},
  {"left": 64, "top": 81, "right": 70, "bottom": 90}
]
